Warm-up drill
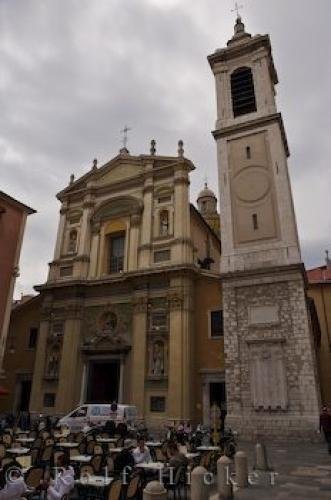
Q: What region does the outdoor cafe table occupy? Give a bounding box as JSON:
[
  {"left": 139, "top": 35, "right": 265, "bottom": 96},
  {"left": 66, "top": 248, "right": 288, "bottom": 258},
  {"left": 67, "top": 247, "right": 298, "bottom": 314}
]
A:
[
  {"left": 7, "top": 447, "right": 30, "bottom": 455},
  {"left": 56, "top": 442, "right": 78, "bottom": 449},
  {"left": 96, "top": 437, "right": 118, "bottom": 443},
  {"left": 185, "top": 453, "right": 200, "bottom": 460},
  {"left": 70, "top": 455, "right": 92, "bottom": 464},
  {"left": 135, "top": 462, "right": 165, "bottom": 471},
  {"left": 196, "top": 446, "right": 221, "bottom": 452},
  {"left": 108, "top": 447, "right": 123, "bottom": 454},
  {"left": 16, "top": 437, "right": 35, "bottom": 445}
]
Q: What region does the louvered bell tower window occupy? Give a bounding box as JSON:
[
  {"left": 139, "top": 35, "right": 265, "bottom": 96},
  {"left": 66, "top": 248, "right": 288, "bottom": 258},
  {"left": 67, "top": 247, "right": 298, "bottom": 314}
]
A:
[{"left": 231, "top": 67, "right": 257, "bottom": 117}]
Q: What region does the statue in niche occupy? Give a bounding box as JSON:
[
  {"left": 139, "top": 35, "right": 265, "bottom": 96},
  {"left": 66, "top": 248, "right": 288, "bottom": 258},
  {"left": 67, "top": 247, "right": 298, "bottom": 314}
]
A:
[
  {"left": 151, "top": 341, "right": 164, "bottom": 376},
  {"left": 159, "top": 210, "right": 169, "bottom": 236},
  {"left": 46, "top": 348, "right": 60, "bottom": 378},
  {"left": 68, "top": 230, "right": 77, "bottom": 253}
]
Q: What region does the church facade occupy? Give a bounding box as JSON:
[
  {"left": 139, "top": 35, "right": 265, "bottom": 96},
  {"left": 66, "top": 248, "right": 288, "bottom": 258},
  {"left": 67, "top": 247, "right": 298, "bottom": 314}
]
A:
[{"left": 29, "top": 144, "right": 225, "bottom": 426}]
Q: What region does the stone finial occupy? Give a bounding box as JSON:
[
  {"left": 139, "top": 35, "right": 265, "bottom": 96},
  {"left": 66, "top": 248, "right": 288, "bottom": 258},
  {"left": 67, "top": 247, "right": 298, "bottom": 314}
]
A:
[
  {"left": 69, "top": 174, "right": 75, "bottom": 185},
  {"left": 92, "top": 158, "right": 98, "bottom": 170},
  {"left": 178, "top": 139, "right": 184, "bottom": 158},
  {"left": 150, "top": 139, "right": 156, "bottom": 156}
]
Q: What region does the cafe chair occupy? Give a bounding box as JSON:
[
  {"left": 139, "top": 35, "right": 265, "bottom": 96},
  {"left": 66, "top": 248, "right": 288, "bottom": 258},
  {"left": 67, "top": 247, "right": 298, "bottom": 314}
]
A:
[
  {"left": 107, "top": 480, "right": 123, "bottom": 500},
  {"left": 90, "top": 454, "right": 102, "bottom": 474},
  {"left": 126, "top": 475, "right": 142, "bottom": 499},
  {"left": 0, "top": 443, "right": 6, "bottom": 459},
  {"left": 30, "top": 447, "right": 40, "bottom": 466},
  {"left": 86, "top": 440, "right": 96, "bottom": 455},
  {"left": 25, "top": 466, "right": 44, "bottom": 489}
]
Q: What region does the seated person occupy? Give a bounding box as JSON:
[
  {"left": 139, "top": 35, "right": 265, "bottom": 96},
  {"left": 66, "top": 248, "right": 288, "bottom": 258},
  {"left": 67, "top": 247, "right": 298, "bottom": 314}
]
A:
[
  {"left": 46, "top": 452, "right": 74, "bottom": 500},
  {"left": 167, "top": 442, "right": 188, "bottom": 470},
  {"left": 132, "top": 438, "right": 152, "bottom": 465},
  {"left": 0, "top": 463, "right": 27, "bottom": 500},
  {"left": 104, "top": 419, "right": 116, "bottom": 437},
  {"left": 114, "top": 448, "right": 135, "bottom": 474}
]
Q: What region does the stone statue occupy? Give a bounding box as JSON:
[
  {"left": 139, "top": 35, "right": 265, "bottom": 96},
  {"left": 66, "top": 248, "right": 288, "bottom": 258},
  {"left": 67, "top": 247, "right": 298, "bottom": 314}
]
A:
[
  {"left": 152, "top": 342, "right": 164, "bottom": 376},
  {"left": 160, "top": 211, "right": 169, "bottom": 236},
  {"left": 68, "top": 230, "right": 77, "bottom": 253}
]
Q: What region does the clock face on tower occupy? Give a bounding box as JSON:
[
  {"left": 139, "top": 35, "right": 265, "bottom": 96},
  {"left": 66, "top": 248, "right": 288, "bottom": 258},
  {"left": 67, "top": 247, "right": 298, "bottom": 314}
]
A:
[{"left": 232, "top": 166, "right": 270, "bottom": 204}]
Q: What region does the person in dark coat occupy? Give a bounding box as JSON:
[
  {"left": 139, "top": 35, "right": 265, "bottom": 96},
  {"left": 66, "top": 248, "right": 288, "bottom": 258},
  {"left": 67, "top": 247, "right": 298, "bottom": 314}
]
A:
[{"left": 320, "top": 406, "right": 331, "bottom": 454}]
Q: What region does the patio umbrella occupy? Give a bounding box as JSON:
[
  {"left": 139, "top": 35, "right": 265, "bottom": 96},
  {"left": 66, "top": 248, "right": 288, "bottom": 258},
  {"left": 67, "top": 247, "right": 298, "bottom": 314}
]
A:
[{"left": 0, "top": 386, "right": 9, "bottom": 396}]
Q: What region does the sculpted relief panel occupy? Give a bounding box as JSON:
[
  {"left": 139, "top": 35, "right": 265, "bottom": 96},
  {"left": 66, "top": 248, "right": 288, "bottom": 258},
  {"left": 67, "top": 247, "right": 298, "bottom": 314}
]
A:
[{"left": 82, "top": 304, "right": 132, "bottom": 351}]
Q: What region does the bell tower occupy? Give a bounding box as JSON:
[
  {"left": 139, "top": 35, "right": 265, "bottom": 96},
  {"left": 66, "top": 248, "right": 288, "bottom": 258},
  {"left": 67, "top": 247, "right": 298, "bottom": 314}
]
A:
[{"left": 208, "top": 16, "right": 320, "bottom": 438}]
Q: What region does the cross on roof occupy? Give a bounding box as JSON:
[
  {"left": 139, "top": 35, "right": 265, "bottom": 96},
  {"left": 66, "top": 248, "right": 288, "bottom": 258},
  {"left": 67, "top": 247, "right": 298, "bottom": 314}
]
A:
[
  {"left": 120, "top": 125, "right": 131, "bottom": 149},
  {"left": 231, "top": 1, "right": 243, "bottom": 19}
]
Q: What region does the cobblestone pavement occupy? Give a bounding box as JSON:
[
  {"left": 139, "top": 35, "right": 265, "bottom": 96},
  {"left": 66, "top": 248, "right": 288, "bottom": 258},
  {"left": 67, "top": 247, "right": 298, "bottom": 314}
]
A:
[{"left": 228, "top": 440, "right": 331, "bottom": 499}]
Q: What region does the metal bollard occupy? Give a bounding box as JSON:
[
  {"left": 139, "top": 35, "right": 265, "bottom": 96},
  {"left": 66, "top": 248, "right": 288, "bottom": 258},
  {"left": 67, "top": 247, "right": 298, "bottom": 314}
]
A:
[
  {"left": 234, "top": 451, "right": 248, "bottom": 488},
  {"left": 191, "top": 466, "right": 210, "bottom": 500},
  {"left": 217, "top": 455, "right": 233, "bottom": 499},
  {"left": 143, "top": 480, "right": 167, "bottom": 500}
]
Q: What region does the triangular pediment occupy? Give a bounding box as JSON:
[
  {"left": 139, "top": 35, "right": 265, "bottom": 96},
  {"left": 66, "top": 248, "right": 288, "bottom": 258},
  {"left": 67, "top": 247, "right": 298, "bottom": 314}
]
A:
[{"left": 95, "top": 157, "right": 143, "bottom": 187}]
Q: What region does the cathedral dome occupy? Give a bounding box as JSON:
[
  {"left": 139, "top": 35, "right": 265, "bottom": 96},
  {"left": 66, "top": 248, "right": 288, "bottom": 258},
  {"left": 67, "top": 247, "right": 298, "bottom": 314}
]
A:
[{"left": 197, "top": 183, "right": 217, "bottom": 201}]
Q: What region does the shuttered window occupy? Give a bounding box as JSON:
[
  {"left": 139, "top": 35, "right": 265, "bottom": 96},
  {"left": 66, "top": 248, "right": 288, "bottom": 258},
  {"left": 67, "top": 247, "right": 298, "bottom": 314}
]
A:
[{"left": 231, "top": 67, "right": 257, "bottom": 117}]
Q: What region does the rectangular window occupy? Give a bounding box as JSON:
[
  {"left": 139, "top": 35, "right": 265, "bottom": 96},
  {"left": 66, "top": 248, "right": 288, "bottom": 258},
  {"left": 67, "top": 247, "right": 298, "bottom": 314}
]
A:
[
  {"left": 28, "top": 328, "right": 38, "bottom": 349},
  {"left": 109, "top": 233, "right": 125, "bottom": 273},
  {"left": 246, "top": 146, "right": 251, "bottom": 159},
  {"left": 210, "top": 310, "right": 224, "bottom": 338},
  {"left": 150, "top": 396, "right": 166, "bottom": 413},
  {"left": 154, "top": 249, "right": 170, "bottom": 263},
  {"left": 43, "top": 393, "right": 55, "bottom": 408},
  {"left": 252, "top": 213, "right": 258, "bottom": 230}
]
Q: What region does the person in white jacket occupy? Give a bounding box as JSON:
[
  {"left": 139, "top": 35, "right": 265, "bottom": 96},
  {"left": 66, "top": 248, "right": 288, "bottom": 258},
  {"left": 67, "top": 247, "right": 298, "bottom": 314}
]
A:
[
  {"left": 0, "top": 464, "right": 27, "bottom": 500},
  {"left": 47, "top": 453, "right": 75, "bottom": 500}
]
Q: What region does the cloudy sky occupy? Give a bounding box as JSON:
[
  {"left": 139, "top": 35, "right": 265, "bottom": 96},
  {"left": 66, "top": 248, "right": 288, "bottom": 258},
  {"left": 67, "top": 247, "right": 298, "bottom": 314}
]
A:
[{"left": 1, "top": 0, "right": 331, "bottom": 297}]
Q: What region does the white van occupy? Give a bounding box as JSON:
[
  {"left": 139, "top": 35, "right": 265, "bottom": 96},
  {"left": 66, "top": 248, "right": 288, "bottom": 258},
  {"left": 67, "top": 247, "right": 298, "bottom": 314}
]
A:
[{"left": 57, "top": 404, "right": 139, "bottom": 432}]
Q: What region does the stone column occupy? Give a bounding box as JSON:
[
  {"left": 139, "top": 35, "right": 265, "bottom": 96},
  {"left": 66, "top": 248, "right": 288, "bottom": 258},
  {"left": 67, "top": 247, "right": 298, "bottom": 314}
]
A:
[
  {"left": 29, "top": 315, "right": 50, "bottom": 413},
  {"left": 139, "top": 165, "right": 153, "bottom": 268},
  {"left": 55, "top": 305, "right": 83, "bottom": 414},
  {"left": 173, "top": 163, "right": 191, "bottom": 264},
  {"left": 131, "top": 294, "right": 148, "bottom": 417},
  {"left": 88, "top": 223, "right": 101, "bottom": 278},
  {"left": 74, "top": 198, "right": 94, "bottom": 279},
  {"left": 53, "top": 203, "right": 67, "bottom": 261},
  {"left": 167, "top": 277, "right": 193, "bottom": 421},
  {"left": 128, "top": 215, "right": 141, "bottom": 271}
]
